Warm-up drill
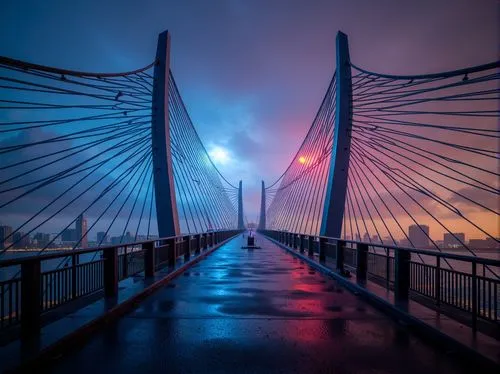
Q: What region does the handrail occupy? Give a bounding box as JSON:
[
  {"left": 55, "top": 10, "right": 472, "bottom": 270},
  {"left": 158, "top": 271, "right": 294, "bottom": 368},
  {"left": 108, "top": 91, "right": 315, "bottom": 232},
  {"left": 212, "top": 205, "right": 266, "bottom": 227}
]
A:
[
  {"left": 0, "top": 231, "right": 227, "bottom": 267},
  {"left": 272, "top": 230, "right": 500, "bottom": 266}
]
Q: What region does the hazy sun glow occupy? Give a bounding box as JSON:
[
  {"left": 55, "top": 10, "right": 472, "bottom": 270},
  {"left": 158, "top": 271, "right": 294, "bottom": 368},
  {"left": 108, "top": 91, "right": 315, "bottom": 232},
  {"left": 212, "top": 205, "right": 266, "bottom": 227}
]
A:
[
  {"left": 209, "top": 146, "right": 230, "bottom": 164},
  {"left": 298, "top": 156, "right": 306, "bottom": 164}
]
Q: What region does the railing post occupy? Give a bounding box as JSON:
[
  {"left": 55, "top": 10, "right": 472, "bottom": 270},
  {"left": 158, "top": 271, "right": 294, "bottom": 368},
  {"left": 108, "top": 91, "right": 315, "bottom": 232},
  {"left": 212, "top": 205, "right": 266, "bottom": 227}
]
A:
[
  {"left": 21, "top": 259, "right": 41, "bottom": 336},
  {"left": 122, "top": 247, "right": 128, "bottom": 279},
  {"left": 394, "top": 248, "right": 410, "bottom": 302},
  {"left": 299, "top": 235, "right": 304, "bottom": 253},
  {"left": 203, "top": 233, "right": 208, "bottom": 250},
  {"left": 386, "top": 249, "right": 390, "bottom": 289},
  {"left": 356, "top": 243, "right": 368, "bottom": 282},
  {"left": 71, "top": 253, "right": 79, "bottom": 299},
  {"left": 291, "top": 234, "right": 296, "bottom": 249},
  {"left": 435, "top": 256, "right": 441, "bottom": 306},
  {"left": 471, "top": 260, "right": 477, "bottom": 332},
  {"left": 184, "top": 235, "right": 191, "bottom": 261},
  {"left": 143, "top": 242, "right": 155, "bottom": 277},
  {"left": 336, "top": 240, "right": 345, "bottom": 272},
  {"left": 195, "top": 234, "right": 201, "bottom": 254},
  {"left": 308, "top": 236, "right": 314, "bottom": 256},
  {"left": 103, "top": 247, "right": 118, "bottom": 297},
  {"left": 168, "top": 238, "right": 176, "bottom": 267},
  {"left": 319, "top": 237, "right": 327, "bottom": 263}
]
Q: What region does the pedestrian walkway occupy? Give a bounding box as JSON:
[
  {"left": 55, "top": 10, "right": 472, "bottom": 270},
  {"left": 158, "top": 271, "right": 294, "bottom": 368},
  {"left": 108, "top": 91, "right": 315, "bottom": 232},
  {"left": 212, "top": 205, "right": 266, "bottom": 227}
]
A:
[{"left": 50, "top": 233, "right": 467, "bottom": 374}]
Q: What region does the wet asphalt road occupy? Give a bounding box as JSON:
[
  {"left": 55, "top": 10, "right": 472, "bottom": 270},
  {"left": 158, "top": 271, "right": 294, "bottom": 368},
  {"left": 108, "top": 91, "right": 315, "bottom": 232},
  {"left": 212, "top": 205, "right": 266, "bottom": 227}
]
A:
[{"left": 51, "top": 234, "right": 467, "bottom": 374}]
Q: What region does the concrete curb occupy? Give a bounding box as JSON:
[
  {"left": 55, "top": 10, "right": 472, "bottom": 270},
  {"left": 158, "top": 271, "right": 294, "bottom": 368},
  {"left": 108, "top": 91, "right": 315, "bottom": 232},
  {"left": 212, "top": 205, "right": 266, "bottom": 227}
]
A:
[
  {"left": 9, "top": 235, "right": 238, "bottom": 373},
  {"left": 264, "top": 235, "right": 499, "bottom": 371}
]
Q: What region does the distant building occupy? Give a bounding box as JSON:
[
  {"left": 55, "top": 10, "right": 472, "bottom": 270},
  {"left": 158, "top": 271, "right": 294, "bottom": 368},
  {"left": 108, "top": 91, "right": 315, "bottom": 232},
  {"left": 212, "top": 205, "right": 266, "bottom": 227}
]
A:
[
  {"left": 110, "top": 232, "right": 134, "bottom": 245},
  {"left": 33, "top": 232, "right": 51, "bottom": 248},
  {"left": 443, "top": 233, "right": 465, "bottom": 248},
  {"left": 408, "top": 224, "right": 430, "bottom": 248},
  {"left": 97, "top": 231, "right": 108, "bottom": 244},
  {"left": 76, "top": 214, "right": 88, "bottom": 248},
  {"left": 469, "top": 239, "right": 487, "bottom": 249},
  {"left": 362, "top": 233, "right": 371, "bottom": 242},
  {"left": 13, "top": 232, "right": 30, "bottom": 248},
  {"left": 50, "top": 233, "right": 62, "bottom": 246},
  {"left": 62, "top": 228, "right": 76, "bottom": 242},
  {"left": 398, "top": 238, "right": 410, "bottom": 247},
  {"left": 123, "top": 232, "right": 133, "bottom": 244},
  {"left": 0, "top": 225, "right": 13, "bottom": 250},
  {"left": 372, "top": 235, "right": 381, "bottom": 244},
  {"left": 469, "top": 237, "right": 500, "bottom": 249},
  {"left": 485, "top": 237, "right": 500, "bottom": 249}
]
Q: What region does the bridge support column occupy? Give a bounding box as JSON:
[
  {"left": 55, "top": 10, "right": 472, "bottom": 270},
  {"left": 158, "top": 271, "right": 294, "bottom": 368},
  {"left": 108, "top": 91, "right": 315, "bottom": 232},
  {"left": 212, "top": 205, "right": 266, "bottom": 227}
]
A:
[
  {"left": 395, "top": 249, "right": 411, "bottom": 302},
  {"left": 258, "top": 180, "right": 266, "bottom": 230},
  {"left": 21, "top": 259, "right": 41, "bottom": 336},
  {"left": 356, "top": 243, "right": 368, "bottom": 282},
  {"left": 320, "top": 31, "right": 353, "bottom": 238},
  {"left": 144, "top": 242, "right": 155, "bottom": 277},
  {"left": 152, "top": 30, "right": 180, "bottom": 238},
  {"left": 237, "top": 181, "right": 244, "bottom": 229}
]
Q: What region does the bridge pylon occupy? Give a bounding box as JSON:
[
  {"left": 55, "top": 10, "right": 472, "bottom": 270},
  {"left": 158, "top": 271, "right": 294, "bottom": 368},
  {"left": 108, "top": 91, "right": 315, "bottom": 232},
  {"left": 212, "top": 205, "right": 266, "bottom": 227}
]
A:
[
  {"left": 237, "top": 180, "right": 245, "bottom": 229},
  {"left": 258, "top": 180, "right": 266, "bottom": 230},
  {"left": 320, "top": 31, "right": 353, "bottom": 237},
  {"left": 151, "top": 30, "right": 180, "bottom": 237}
]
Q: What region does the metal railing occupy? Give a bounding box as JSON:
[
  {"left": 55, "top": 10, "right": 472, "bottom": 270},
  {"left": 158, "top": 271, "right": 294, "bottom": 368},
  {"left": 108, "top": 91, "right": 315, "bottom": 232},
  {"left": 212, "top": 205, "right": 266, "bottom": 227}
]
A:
[
  {"left": 260, "top": 230, "right": 500, "bottom": 337},
  {"left": 0, "top": 230, "right": 241, "bottom": 336}
]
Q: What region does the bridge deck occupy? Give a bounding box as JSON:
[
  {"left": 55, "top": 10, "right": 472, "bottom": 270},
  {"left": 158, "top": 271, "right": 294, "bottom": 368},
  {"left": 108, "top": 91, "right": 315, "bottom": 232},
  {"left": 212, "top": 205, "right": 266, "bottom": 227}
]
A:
[{"left": 51, "top": 233, "right": 466, "bottom": 374}]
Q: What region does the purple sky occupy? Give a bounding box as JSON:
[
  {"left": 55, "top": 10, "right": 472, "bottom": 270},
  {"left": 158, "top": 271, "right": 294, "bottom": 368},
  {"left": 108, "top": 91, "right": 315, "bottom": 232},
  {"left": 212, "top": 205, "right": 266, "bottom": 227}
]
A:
[{"left": 1, "top": 0, "right": 498, "bottom": 226}]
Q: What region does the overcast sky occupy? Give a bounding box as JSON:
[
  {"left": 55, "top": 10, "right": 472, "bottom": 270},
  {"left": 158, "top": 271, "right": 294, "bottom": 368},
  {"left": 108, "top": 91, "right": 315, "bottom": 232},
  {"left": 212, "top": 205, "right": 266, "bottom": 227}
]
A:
[{"left": 1, "top": 0, "right": 498, "bottom": 232}]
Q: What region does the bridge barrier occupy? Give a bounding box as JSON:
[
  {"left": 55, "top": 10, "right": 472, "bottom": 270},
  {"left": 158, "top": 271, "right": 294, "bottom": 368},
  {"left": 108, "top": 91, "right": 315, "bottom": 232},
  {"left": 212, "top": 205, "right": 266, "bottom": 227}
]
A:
[
  {"left": 0, "top": 230, "right": 241, "bottom": 337},
  {"left": 260, "top": 229, "right": 500, "bottom": 338}
]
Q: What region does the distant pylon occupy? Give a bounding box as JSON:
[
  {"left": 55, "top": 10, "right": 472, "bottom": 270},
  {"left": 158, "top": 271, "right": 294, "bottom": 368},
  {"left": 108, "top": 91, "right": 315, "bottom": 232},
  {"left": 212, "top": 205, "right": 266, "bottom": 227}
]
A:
[
  {"left": 237, "top": 180, "right": 245, "bottom": 229},
  {"left": 258, "top": 180, "right": 266, "bottom": 230}
]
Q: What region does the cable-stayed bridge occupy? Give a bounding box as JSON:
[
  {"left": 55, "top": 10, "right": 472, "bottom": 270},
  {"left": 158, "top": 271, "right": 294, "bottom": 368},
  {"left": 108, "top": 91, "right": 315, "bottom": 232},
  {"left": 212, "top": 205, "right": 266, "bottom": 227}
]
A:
[{"left": 0, "top": 31, "right": 498, "bottom": 373}]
